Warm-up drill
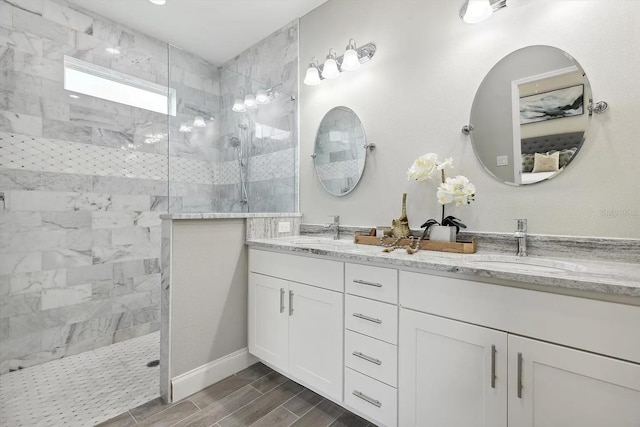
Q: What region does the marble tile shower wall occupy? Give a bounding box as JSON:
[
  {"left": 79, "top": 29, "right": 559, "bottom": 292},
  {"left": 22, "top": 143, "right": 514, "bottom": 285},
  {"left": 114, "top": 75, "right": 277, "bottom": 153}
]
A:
[
  {"left": 218, "top": 20, "right": 298, "bottom": 213},
  {"left": 0, "top": 0, "right": 221, "bottom": 373}
]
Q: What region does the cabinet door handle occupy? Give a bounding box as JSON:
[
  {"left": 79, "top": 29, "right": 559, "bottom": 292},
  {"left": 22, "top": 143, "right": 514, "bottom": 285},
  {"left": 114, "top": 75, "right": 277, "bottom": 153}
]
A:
[
  {"left": 353, "top": 279, "right": 382, "bottom": 288},
  {"left": 490, "top": 345, "right": 496, "bottom": 389},
  {"left": 352, "top": 313, "right": 382, "bottom": 324},
  {"left": 517, "top": 352, "right": 523, "bottom": 398},
  {"left": 352, "top": 351, "right": 382, "bottom": 365},
  {"left": 289, "top": 290, "right": 294, "bottom": 316},
  {"left": 279, "top": 288, "right": 285, "bottom": 314},
  {"left": 352, "top": 390, "right": 382, "bottom": 408}
]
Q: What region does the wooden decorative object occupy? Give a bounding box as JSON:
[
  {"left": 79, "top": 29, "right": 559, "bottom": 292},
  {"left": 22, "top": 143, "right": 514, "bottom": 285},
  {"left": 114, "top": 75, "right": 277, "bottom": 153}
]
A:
[
  {"left": 391, "top": 193, "right": 411, "bottom": 238},
  {"left": 354, "top": 234, "right": 477, "bottom": 254}
]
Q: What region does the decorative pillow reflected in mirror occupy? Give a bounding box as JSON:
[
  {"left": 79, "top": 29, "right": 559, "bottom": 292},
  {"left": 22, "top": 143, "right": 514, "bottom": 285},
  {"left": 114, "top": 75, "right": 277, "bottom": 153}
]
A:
[{"left": 468, "top": 46, "right": 592, "bottom": 186}]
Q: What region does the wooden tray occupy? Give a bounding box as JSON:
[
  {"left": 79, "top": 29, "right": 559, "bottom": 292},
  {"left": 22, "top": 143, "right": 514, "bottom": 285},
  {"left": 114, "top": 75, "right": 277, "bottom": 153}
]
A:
[{"left": 354, "top": 234, "right": 477, "bottom": 254}]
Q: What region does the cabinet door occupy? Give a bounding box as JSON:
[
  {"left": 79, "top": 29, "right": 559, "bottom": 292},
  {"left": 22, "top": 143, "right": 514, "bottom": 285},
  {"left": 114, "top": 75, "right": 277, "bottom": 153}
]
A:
[
  {"left": 288, "top": 282, "right": 344, "bottom": 401},
  {"left": 508, "top": 335, "right": 640, "bottom": 427},
  {"left": 399, "top": 309, "right": 507, "bottom": 427},
  {"left": 248, "top": 273, "right": 289, "bottom": 372}
]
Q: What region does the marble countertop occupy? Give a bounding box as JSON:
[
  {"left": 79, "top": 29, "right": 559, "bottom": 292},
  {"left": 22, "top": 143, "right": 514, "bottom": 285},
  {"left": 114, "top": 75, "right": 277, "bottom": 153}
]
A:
[
  {"left": 160, "top": 212, "right": 302, "bottom": 220},
  {"left": 247, "top": 236, "right": 640, "bottom": 299}
]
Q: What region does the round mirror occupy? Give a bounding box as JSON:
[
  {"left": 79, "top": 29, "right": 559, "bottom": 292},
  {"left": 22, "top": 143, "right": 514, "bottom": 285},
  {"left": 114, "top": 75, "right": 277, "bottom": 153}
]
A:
[
  {"left": 313, "top": 106, "right": 367, "bottom": 196},
  {"left": 470, "top": 46, "right": 591, "bottom": 186}
]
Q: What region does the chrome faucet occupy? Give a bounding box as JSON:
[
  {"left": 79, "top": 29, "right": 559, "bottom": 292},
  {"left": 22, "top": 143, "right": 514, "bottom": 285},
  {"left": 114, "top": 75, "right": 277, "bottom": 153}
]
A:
[
  {"left": 514, "top": 218, "right": 527, "bottom": 257},
  {"left": 325, "top": 215, "right": 340, "bottom": 240}
]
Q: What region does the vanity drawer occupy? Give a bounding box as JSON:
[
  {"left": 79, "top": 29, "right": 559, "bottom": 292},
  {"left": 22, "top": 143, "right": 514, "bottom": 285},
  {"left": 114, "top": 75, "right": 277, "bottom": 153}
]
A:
[
  {"left": 345, "top": 263, "right": 398, "bottom": 304},
  {"left": 249, "top": 249, "right": 343, "bottom": 292},
  {"left": 345, "top": 367, "right": 397, "bottom": 427},
  {"left": 345, "top": 330, "right": 397, "bottom": 387},
  {"left": 345, "top": 295, "right": 398, "bottom": 345}
]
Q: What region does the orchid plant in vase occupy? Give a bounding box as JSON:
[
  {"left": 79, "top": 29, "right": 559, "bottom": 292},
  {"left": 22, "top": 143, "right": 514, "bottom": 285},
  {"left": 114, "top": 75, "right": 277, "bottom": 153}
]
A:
[{"left": 407, "top": 153, "right": 476, "bottom": 242}]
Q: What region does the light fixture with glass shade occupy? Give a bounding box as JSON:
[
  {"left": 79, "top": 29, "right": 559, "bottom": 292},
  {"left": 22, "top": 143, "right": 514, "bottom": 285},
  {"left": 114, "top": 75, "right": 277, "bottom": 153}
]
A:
[
  {"left": 232, "top": 99, "right": 247, "bottom": 113},
  {"left": 148, "top": 0, "right": 166, "bottom": 5},
  {"left": 255, "top": 89, "right": 270, "bottom": 105},
  {"left": 341, "top": 39, "right": 361, "bottom": 72},
  {"left": 244, "top": 94, "right": 257, "bottom": 109},
  {"left": 193, "top": 116, "right": 206, "bottom": 127},
  {"left": 303, "top": 57, "right": 322, "bottom": 86},
  {"left": 321, "top": 49, "right": 340, "bottom": 79},
  {"left": 179, "top": 123, "right": 192, "bottom": 133},
  {"left": 460, "top": 0, "right": 506, "bottom": 23},
  {"left": 304, "top": 40, "right": 376, "bottom": 86}
]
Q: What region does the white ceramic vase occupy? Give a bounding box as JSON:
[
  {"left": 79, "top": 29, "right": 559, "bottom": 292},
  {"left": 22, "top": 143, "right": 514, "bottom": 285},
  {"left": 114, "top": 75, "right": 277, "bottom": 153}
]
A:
[{"left": 429, "top": 225, "right": 457, "bottom": 242}]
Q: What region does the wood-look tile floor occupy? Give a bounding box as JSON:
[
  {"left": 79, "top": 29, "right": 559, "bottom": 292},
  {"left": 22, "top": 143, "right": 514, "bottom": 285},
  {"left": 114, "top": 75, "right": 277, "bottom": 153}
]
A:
[{"left": 97, "top": 362, "right": 376, "bottom": 427}]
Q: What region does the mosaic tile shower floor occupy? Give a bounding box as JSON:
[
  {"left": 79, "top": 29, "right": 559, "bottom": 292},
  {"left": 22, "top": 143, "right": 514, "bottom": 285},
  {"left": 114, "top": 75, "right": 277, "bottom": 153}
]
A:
[{"left": 0, "top": 332, "right": 160, "bottom": 427}]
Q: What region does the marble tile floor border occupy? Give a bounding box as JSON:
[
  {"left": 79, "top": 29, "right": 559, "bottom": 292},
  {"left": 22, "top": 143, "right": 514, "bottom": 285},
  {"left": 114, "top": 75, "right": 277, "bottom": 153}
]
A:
[
  {"left": 0, "top": 331, "right": 160, "bottom": 427},
  {"left": 98, "top": 362, "right": 376, "bottom": 427}
]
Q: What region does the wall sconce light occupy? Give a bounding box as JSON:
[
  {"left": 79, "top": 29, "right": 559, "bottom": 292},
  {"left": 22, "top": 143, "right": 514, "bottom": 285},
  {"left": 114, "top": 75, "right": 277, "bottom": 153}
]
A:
[
  {"left": 243, "top": 94, "right": 258, "bottom": 109},
  {"left": 341, "top": 39, "right": 361, "bottom": 72},
  {"left": 232, "top": 99, "right": 247, "bottom": 113},
  {"left": 321, "top": 49, "right": 340, "bottom": 79},
  {"left": 460, "top": 0, "right": 506, "bottom": 23},
  {"left": 193, "top": 116, "right": 206, "bottom": 127},
  {"left": 232, "top": 85, "right": 282, "bottom": 112},
  {"left": 255, "top": 89, "right": 270, "bottom": 105},
  {"left": 303, "top": 58, "right": 321, "bottom": 86},
  {"left": 303, "top": 39, "right": 376, "bottom": 86}
]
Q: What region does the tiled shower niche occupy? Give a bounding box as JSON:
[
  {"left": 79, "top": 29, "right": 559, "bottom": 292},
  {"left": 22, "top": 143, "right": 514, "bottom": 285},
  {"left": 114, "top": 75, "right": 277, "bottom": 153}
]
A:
[{"left": 0, "top": 0, "right": 298, "bottom": 373}]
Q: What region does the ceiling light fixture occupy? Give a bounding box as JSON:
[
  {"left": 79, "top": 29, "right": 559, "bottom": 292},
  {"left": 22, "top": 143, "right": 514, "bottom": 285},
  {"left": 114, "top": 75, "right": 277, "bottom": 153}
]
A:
[
  {"left": 303, "top": 39, "right": 376, "bottom": 86},
  {"left": 460, "top": 0, "right": 507, "bottom": 23},
  {"left": 179, "top": 123, "right": 192, "bottom": 133},
  {"left": 148, "top": 0, "right": 166, "bottom": 5},
  {"left": 105, "top": 47, "right": 120, "bottom": 55}
]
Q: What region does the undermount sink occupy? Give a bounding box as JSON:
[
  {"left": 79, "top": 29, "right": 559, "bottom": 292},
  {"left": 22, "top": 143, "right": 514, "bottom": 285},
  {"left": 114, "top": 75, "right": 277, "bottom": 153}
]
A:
[
  {"left": 465, "top": 254, "right": 585, "bottom": 273},
  {"left": 286, "top": 237, "right": 346, "bottom": 249}
]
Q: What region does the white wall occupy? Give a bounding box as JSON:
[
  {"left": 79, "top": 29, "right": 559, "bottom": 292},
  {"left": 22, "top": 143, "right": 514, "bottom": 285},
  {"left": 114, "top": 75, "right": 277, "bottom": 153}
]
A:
[{"left": 299, "top": 0, "right": 640, "bottom": 238}]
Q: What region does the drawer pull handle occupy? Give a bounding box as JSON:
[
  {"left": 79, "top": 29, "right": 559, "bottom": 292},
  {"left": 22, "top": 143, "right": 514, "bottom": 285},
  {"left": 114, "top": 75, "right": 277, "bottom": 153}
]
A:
[
  {"left": 352, "top": 313, "right": 382, "bottom": 324},
  {"left": 490, "top": 345, "right": 496, "bottom": 389},
  {"left": 352, "top": 390, "right": 382, "bottom": 408},
  {"left": 517, "top": 352, "right": 523, "bottom": 398},
  {"left": 353, "top": 351, "right": 382, "bottom": 365},
  {"left": 289, "top": 290, "right": 294, "bottom": 316},
  {"left": 353, "top": 279, "right": 382, "bottom": 288},
  {"left": 280, "top": 288, "right": 285, "bottom": 314}
]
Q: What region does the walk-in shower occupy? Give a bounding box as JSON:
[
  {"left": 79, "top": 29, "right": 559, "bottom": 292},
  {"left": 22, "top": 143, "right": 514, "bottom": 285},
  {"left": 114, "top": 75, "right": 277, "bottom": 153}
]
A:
[
  {"left": 229, "top": 133, "right": 249, "bottom": 209},
  {"left": 0, "top": 0, "right": 297, "bottom": 423}
]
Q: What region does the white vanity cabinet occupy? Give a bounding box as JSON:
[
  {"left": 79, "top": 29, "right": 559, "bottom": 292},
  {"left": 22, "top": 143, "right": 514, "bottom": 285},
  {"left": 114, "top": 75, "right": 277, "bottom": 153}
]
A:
[
  {"left": 248, "top": 245, "right": 640, "bottom": 427},
  {"left": 399, "top": 309, "right": 508, "bottom": 427},
  {"left": 248, "top": 249, "right": 344, "bottom": 401},
  {"left": 508, "top": 335, "right": 640, "bottom": 427},
  {"left": 399, "top": 270, "right": 640, "bottom": 427},
  {"left": 344, "top": 262, "right": 399, "bottom": 427}
]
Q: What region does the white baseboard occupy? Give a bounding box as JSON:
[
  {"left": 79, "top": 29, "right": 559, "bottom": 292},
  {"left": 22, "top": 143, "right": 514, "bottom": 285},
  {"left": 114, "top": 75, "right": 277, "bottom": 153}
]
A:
[{"left": 170, "top": 348, "right": 258, "bottom": 402}]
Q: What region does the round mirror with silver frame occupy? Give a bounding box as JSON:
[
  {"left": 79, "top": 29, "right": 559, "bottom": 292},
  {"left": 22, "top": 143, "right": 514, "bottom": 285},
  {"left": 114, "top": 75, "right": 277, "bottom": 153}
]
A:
[
  {"left": 469, "top": 45, "right": 592, "bottom": 186},
  {"left": 313, "top": 106, "right": 370, "bottom": 196}
]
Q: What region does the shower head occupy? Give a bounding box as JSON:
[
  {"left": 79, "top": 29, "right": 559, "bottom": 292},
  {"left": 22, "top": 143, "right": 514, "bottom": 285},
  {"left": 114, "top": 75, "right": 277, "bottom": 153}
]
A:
[
  {"left": 229, "top": 136, "right": 241, "bottom": 148},
  {"left": 238, "top": 124, "right": 248, "bottom": 131}
]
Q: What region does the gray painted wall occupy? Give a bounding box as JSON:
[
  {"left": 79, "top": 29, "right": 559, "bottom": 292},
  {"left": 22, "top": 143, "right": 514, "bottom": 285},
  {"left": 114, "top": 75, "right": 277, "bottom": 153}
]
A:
[{"left": 170, "top": 219, "right": 247, "bottom": 377}]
